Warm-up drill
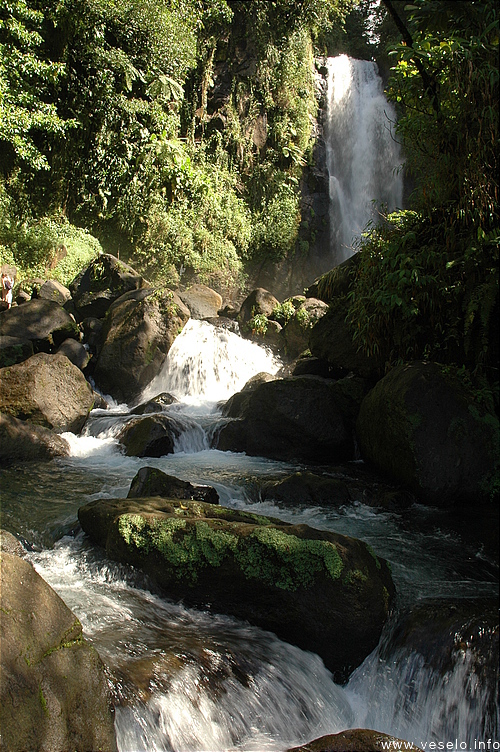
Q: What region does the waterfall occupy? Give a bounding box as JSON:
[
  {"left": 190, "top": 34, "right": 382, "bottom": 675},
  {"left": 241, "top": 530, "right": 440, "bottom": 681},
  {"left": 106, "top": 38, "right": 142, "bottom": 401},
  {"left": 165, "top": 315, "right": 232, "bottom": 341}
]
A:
[{"left": 326, "top": 55, "right": 403, "bottom": 263}]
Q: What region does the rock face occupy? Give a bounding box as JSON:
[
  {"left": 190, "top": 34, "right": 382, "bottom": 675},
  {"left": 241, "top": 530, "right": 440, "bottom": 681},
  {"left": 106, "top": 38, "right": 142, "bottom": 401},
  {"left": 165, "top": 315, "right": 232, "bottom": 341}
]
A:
[
  {"left": 0, "top": 298, "right": 80, "bottom": 353},
  {"left": 287, "top": 729, "right": 423, "bottom": 752},
  {"left": 93, "top": 287, "right": 190, "bottom": 403},
  {"left": 356, "top": 361, "right": 500, "bottom": 504},
  {"left": 69, "top": 253, "right": 148, "bottom": 320},
  {"left": 309, "top": 305, "right": 383, "bottom": 380},
  {"left": 0, "top": 353, "right": 94, "bottom": 433},
  {"left": 216, "top": 376, "right": 359, "bottom": 463},
  {"left": 127, "top": 466, "right": 220, "bottom": 505},
  {"left": 0, "top": 552, "right": 117, "bottom": 752},
  {"left": 78, "top": 497, "right": 395, "bottom": 681},
  {"left": 0, "top": 413, "right": 70, "bottom": 465},
  {"left": 177, "top": 284, "right": 223, "bottom": 319}
]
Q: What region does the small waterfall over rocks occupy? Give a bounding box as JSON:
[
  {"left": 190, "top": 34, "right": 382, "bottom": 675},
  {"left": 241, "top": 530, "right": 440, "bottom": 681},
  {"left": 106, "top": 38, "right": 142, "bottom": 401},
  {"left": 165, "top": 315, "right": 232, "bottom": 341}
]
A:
[{"left": 326, "top": 54, "right": 403, "bottom": 264}]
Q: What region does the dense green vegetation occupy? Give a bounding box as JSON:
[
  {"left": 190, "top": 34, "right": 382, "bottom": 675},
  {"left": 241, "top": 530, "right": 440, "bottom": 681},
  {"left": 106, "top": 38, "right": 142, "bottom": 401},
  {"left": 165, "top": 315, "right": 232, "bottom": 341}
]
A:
[{"left": 0, "top": 0, "right": 350, "bottom": 289}]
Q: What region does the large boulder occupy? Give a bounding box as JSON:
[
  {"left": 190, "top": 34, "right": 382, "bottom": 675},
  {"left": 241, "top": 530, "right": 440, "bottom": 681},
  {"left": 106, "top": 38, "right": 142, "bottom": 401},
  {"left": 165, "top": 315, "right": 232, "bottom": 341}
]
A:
[
  {"left": 356, "top": 361, "right": 500, "bottom": 504},
  {"left": 92, "top": 287, "right": 190, "bottom": 403},
  {"left": 0, "top": 353, "right": 94, "bottom": 433},
  {"left": 281, "top": 297, "right": 329, "bottom": 358},
  {"left": 0, "top": 552, "right": 117, "bottom": 752},
  {"left": 215, "top": 375, "right": 363, "bottom": 463},
  {"left": 0, "top": 298, "right": 80, "bottom": 353},
  {"left": 78, "top": 497, "right": 395, "bottom": 681},
  {"left": 127, "top": 466, "right": 220, "bottom": 505},
  {"left": 0, "top": 413, "right": 70, "bottom": 465},
  {"left": 309, "top": 305, "right": 383, "bottom": 380},
  {"left": 55, "top": 338, "right": 90, "bottom": 371},
  {"left": 38, "top": 279, "right": 72, "bottom": 307},
  {"left": 287, "top": 730, "right": 423, "bottom": 752},
  {"left": 69, "top": 253, "right": 148, "bottom": 319},
  {"left": 261, "top": 471, "right": 351, "bottom": 507},
  {"left": 177, "top": 284, "right": 223, "bottom": 319}
]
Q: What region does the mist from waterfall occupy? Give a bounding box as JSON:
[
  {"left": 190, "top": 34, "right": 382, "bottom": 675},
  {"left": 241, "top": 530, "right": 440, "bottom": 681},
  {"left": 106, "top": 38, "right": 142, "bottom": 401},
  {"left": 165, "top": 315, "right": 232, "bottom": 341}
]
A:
[{"left": 326, "top": 54, "right": 403, "bottom": 264}]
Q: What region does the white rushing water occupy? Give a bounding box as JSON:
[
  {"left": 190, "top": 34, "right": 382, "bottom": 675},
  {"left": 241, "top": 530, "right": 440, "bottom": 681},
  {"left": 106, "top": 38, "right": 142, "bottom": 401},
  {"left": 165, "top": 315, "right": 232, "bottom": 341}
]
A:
[
  {"left": 326, "top": 55, "right": 403, "bottom": 262},
  {"left": 3, "top": 320, "right": 496, "bottom": 751}
]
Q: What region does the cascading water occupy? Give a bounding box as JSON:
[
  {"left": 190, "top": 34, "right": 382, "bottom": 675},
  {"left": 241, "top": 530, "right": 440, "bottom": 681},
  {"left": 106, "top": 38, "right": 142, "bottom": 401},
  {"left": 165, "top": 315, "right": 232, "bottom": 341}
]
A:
[
  {"left": 1, "top": 320, "right": 497, "bottom": 752},
  {"left": 326, "top": 54, "right": 404, "bottom": 263}
]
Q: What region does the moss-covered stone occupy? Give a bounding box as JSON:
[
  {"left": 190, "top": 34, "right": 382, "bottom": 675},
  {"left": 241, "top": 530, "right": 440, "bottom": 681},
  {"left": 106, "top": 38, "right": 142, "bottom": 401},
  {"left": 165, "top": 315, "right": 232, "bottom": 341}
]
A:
[{"left": 78, "top": 496, "right": 395, "bottom": 681}]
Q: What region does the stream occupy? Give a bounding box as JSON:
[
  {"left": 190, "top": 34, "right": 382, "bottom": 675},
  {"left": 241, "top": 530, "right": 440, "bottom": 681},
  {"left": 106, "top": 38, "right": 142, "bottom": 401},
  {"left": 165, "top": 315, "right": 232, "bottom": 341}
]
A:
[{"left": 1, "top": 320, "right": 498, "bottom": 751}]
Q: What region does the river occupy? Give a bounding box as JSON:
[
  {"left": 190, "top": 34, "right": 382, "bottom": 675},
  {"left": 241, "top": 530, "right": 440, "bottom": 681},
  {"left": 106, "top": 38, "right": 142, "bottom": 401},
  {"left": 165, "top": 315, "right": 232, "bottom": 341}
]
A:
[{"left": 1, "top": 320, "right": 498, "bottom": 751}]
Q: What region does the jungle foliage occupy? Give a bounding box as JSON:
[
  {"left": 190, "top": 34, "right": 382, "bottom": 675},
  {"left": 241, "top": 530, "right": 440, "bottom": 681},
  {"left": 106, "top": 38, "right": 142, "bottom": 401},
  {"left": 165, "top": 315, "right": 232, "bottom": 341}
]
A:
[{"left": 0, "top": 0, "right": 351, "bottom": 289}]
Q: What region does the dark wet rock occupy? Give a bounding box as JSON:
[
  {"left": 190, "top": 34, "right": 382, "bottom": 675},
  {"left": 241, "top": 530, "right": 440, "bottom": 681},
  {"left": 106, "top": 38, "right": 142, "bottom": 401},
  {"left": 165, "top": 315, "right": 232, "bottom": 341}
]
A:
[
  {"left": 309, "top": 305, "right": 384, "bottom": 380},
  {"left": 81, "top": 316, "right": 104, "bottom": 356},
  {"left": 0, "top": 413, "right": 71, "bottom": 465},
  {"left": 117, "top": 414, "right": 184, "bottom": 457},
  {"left": 0, "top": 353, "right": 94, "bottom": 433},
  {"left": 305, "top": 253, "right": 361, "bottom": 303},
  {"left": 287, "top": 729, "right": 423, "bottom": 752},
  {"left": 38, "top": 279, "right": 72, "bottom": 307},
  {"left": 0, "top": 552, "right": 117, "bottom": 752},
  {"left": 78, "top": 497, "right": 395, "bottom": 681},
  {"left": 0, "top": 335, "right": 33, "bottom": 367},
  {"left": 356, "top": 361, "right": 500, "bottom": 504},
  {"left": 261, "top": 471, "right": 351, "bottom": 507},
  {"left": 204, "top": 316, "right": 240, "bottom": 334},
  {"left": 215, "top": 376, "right": 360, "bottom": 463},
  {"left": 221, "top": 372, "right": 275, "bottom": 418},
  {"left": 291, "top": 355, "right": 332, "bottom": 378},
  {"left": 127, "top": 466, "right": 219, "bottom": 505},
  {"left": 131, "top": 392, "right": 178, "bottom": 415},
  {"left": 55, "top": 338, "right": 90, "bottom": 371},
  {"left": 69, "top": 253, "right": 148, "bottom": 320},
  {"left": 177, "top": 284, "right": 223, "bottom": 319},
  {"left": 0, "top": 298, "right": 80, "bottom": 353},
  {"left": 93, "top": 288, "right": 190, "bottom": 404}
]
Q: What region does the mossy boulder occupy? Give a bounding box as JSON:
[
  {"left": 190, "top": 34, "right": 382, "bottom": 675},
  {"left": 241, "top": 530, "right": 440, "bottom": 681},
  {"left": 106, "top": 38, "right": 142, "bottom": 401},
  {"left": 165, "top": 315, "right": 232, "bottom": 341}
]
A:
[
  {"left": 356, "top": 361, "right": 500, "bottom": 504},
  {"left": 0, "top": 413, "right": 70, "bottom": 465},
  {"left": 93, "top": 287, "right": 190, "bottom": 403},
  {"left": 281, "top": 297, "right": 328, "bottom": 358},
  {"left": 69, "top": 253, "right": 148, "bottom": 320},
  {"left": 287, "top": 729, "right": 423, "bottom": 752},
  {"left": 215, "top": 375, "right": 359, "bottom": 463},
  {"left": 238, "top": 288, "right": 280, "bottom": 331},
  {"left": 0, "top": 298, "right": 80, "bottom": 353},
  {"left": 78, "top": 497, "right": 394, "bottom": 681},
  {"left": 0, "top": 353, "right": 94, "bottom": 433},
  {"left": 0, "top": 552, "right": 117, "bottom": 752},
  {"left": 127, "top": 466, "right": 220, "bottom": 505}
]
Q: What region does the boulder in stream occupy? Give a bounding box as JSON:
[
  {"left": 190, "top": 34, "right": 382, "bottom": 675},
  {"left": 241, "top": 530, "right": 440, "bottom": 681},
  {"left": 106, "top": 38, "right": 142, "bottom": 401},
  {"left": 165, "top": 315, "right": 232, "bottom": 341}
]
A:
[
  {"left": 0, "top": 551, "right": 117, "bottom": 752},
  {"left": 127, "top": 466, "right": 219, "bottom": 505},
  {"left": 0, "top": 352, "right": 94, "bottom": 433},
  {"left": 117, "top": 414, "right": 183, "bottom": 457},
  {"left": 93, "top": 287, "right": 190, "bottom": 403},
  {"left": 356, "top": 361, "right": 500, "bottom": 504},
  {"left": 177, "top": 283, "right": 223, "bottom": 319},
  {"left": 215, "top": 375, "right": 365, "bottom": 463},
  {"left": 287, "top": 729, "right": 423, "bottom": 751},
  {"left": 78, "top": 497, "right": 395, "bottom": 681}
]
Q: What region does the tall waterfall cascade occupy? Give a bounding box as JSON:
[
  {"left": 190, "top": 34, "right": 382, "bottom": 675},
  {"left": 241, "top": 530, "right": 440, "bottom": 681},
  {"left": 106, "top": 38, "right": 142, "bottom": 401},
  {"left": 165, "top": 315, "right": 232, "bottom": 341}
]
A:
[{"left": 326, "top": 55, "right": 404, "bottom": 263}]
